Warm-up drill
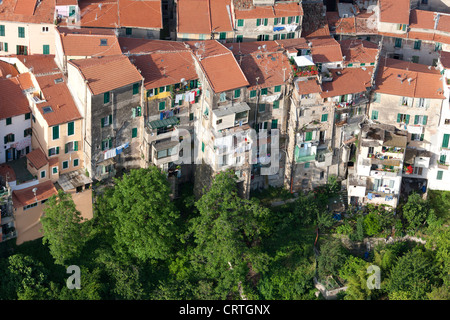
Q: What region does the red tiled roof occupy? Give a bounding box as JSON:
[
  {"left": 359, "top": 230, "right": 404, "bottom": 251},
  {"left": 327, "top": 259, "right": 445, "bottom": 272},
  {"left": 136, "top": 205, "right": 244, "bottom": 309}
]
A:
[
  {"left": 130, "top": 50, "right": 198, "bottom": 90},
  {"left": 224, "top": 40, "right": 282, "bottom": 55},
  {"left": 186, "top": 40, "right": 249, "bottom": 93},
  {"left": 0, "top": 0, "right": 55, "bottom": 24},
  {"left": 0, "top": 164, "right": 16, "bottom": 183},
  {"left": 68, "top": 54, "right": 143, "bottom": 95},
  {"left": 339, "top": 39, "right": 378, "bottom": 64},
  {"left": 309, "top": 37, "right": 343, "bottom": 63},
  {"left": 17, "top": 73, "right": 35, "bottom": 91},
  {"left": 409, "top": 9, "right": 436, "bottom": 30},
  {"left": 56, "top": 0, "right": 78, "bottom": 5},
  {"left": 374, "top": 58, "right": 445, "bottom": 99},
  {"left": 379, "top": 0, "right": 410, "bottom": 25},
  {"left": 26, "top": 148, "right": 48, "bottom": 170},
  {"left": 57, "top": 27, "right": 122, "bottom": 57},
  {"left": 16, "top": 54, "right": 60, "bottom": 75},
  {"left": 177, "top": 0, "right": 233, "bottom": 34},
  {"left": 119, "top": 37, "right": 188, "bottom": 53},
  {"left": 297, "top": 78, "right": 322, "bottom": 95},
  {"left": 12, "top": 180, "right": 58, "bottom": 208},
  {"left": 275, "top": 38, "right": 309, "bottom": 52},
  {"left": 234, "top": 2, "right": 303, "bottom": 19},
  {"left": 78, "top": 0, "right": 162, "bottom": 29},
  {"left": 0, "top": 60, "right": 19, "bottom": 78},
  {"left": 0, "top": 77, "right": 31, "bottom": 120},
  {"left": 437, "top": 14, "right": 450, "bottom": 33},
  {"left": 440, "top": 51, "right": 450, "bottom": 69},
  {"left": 321, "top": 67, "right": 373, "bottom": 98},
  {"left": 326, "top": 12, "right": 356, "bottom": 34},
  {"left": 14, "top": 0, "right": 38, "bottom": 15}
]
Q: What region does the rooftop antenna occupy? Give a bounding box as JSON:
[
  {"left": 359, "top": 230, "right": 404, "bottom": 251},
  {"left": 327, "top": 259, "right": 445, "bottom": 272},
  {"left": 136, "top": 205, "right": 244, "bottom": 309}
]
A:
[
  {"left": 32, "top": 187, "right": 38, "bottom": 203},
  {"left": 407, "top": 77, "right": 412, "bottom": 85}
]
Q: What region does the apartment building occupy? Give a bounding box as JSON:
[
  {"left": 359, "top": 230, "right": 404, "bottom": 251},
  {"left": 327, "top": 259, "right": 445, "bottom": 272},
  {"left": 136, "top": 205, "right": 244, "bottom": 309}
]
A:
[
  {"left": 54, "top": 27, "right": 122, "bottom": 73},
  {"left": 67, "top": 54, "right": 144, "bottom": 180},
  {"left": 0, "top": 61, "right": 32, "bottom": 164},
  {"left": 0, "top": 0, "right": 56, "bottom": 55},
  {"left": 369, "top": 58, "right": 445, "bottom": 194},
  {"left": 348, "top": 123, "right": 408, "bottom": 209},
  {"left": 76, "top": 0, "right": 163, "bottom": 39}
]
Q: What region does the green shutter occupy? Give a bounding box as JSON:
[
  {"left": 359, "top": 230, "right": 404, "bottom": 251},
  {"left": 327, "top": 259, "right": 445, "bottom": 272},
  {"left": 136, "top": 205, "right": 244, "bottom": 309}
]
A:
[
  {"left": 397, "top": 113, "right": 402, "bottom": 123},
  {"left": 296, "top": 16, "right": 300, "bottom": 23},
  {"left": 250, "top": 90, "right": 256, "bottom": 98},
  {"left": 321, "top": 114, "right": 328, "bottom": 122},
  {"left": 132, "top": 128, "right": 137, "bottom": 138},
  {"left": 18, "top": 27, "right": 25, "bottom": 38},
  {"left": 0, "top": 25, "right": 4, "bottom": 37},
  {"left": 264, "top": 18, "right": 268, "bottom": 26},
  {"left": 273, "top": 100, "right": 279, "bottom": 109},
  {"left": 4, "top": 43, "right": 7, "bottom": 52},
  {"left": 74, "top": 159, "right": 79, "bottom": 167},
  {"left": 236, "top": 35, "right": 243, "bottom": 42},
  {"left": 256, "top": 18, "right": 261, "bottom": 26},
  {"left": 274, "top": 85, "right": 281, "bottom": 93},
  {"left": 281, "top": 17, "right": 285, "bottom": 24},
  {"left": 371, "top": 110, "right": 378, "bottom": 120},
  {"left": 101, "top": 117, "right": 104, "bottom": 127},
  {"left": 56, "top": 147, "right": 60, "bottom": 155},
  {"left": 442, "top": 134, "right": 450, "bottom": 148},
  {"left": 422, "top": 115, "right": 427, "bottom": 125},
  {"left": 271, "top": 119, "right": 278, "bottom": 129},
  {"left": 405, "top": 114, "right": 410, "bottom": 124},
  {"left": 234, "top": 89, "right": 240, "bottom": 98},
  {"left": 305, "top": 131, "right": 313, "bottom": 141},
  {"left": 414, "top": 115, "right": 419, "bottom": 125},
  {"left": 159, "top": 101, "right": 166, "bottom": 110},
  {"left": 440, "top": 154, "right": 446, "bottom": 164},
  {"left": 65, "top": 143, "right": 69, "bottom": 154},
  {"left": 437, "top": 171, "right": 443, "bottom": 180},
  {"left": 68, "top": 121, "right": 74, "bottom": 135},
  {"left": 133, "top": 83, "right": 139, "bottom": 95},
  {"left": 274, "top": 18, "right": 279, "bottom": 25},
  {"left": 74, "top": 141, "right": 78, "bottom": 151},
  {"left": 104, "top": 92, "right": 110, "bottom": 104},
  {"left": 237, "top": 19, "right": 244, "bottom": 27},
  {"left": 43, "top": 44, "right": 49, "bottom": 55},
  {"left": 108, "top": 138, "right": 113, "bottom": 149},
  {"left": 53, "top": 125, "right": 59, "bottom": 140}
]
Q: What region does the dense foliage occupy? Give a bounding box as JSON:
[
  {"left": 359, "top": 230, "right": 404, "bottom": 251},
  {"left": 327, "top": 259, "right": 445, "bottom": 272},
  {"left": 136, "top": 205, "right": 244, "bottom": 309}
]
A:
[{"left": 0, "top": 169, "right": 448, "bottom": 300}]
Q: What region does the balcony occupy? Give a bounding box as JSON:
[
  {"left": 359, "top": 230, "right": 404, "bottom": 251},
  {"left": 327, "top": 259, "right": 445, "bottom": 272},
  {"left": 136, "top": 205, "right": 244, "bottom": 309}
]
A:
[{"left": 437, "top": 161, "right": 449, "bottom": 170}]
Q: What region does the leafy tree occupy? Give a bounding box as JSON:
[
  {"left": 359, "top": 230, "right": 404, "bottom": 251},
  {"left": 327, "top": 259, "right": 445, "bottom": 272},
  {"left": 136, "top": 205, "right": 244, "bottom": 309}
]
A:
[
  {"left": 339, "top": 256, "right": 372, "bottom": 300},
  {"left": 387, "top": 248, "right": 438, "bottom": 300},
  {"left": 363, "top": 213, "right": 381, "bottom": 236},
  {"left": 104, "top": 167, "right": 180, "bottom": 262},
  {"left": 317, "top": 239, "right": 347, "bottom": 280},
  {"left": 350, "top": 215, "right": 365, "bottom": 241},
  {"left": 58, "top": 267, "right": 104, "bottom": 300},
  {"left": 401, "top": 193, "right": 430, "bottom": 231},
  {"left": 189, "top": 170, "right": 271, "bottom": 298},
  {"left": 41, "top": 189, "right": 88, "bottom": 265}
]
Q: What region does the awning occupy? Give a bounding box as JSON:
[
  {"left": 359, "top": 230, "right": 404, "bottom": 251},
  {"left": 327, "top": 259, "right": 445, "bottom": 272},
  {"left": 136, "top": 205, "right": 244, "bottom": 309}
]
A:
[
  {"left": 293, "top": 55, "right": 315, "bottom": 67},
  {"left": 57, "top": 169, "right": 93, "bottom": 191},
  {"left": 212, "top": 102, "right": 250, "bottom": 118},
  {"left": 148, "top": 116, "right": 179, "bottom": 129}
]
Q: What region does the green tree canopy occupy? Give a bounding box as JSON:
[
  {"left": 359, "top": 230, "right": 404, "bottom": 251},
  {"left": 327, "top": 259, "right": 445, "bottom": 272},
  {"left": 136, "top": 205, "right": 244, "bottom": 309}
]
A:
[
  {"left": 401, "top": 193, "right": 431, "bottom": 231},
  {"left": 41, "top": 189, "right": 88, "bottom": 265}
]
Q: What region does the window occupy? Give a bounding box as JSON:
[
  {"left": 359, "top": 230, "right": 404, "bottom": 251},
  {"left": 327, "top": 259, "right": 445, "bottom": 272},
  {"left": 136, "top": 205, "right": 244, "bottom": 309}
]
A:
[
  {"left": 43, "top": 45, "right": 49, "bottom": 55},
  {"left": 25, "top": 112, "right": 31, "bottom": 120},
  {"left": 281, "top": 17, "right": 286, "bottom": 24},
  {"left": 132, "top": 127, "right": 138, "bottom": 138},
  {"left": 237, "top": 19, "right": 244, "bottom": 27},
  {"left": 3, "top": 42, "right": 8, "bottom": 52},
  {"left": 23, "top": 202, "right": 38, "bottom": 211},
  {"left": 0, "top": 25, "right": 4, "bottom": 37},
  {"left": 65, "top": 141, "right": 78, "bottom": 153},
  {"left": 189, "top": 113, "right": 194, "bottom": 121},
  {"left": 18, "top": 27, "right": 25, "bottom": 38},
  {"left": 52, "top": 125, "right": 59, "bottom": 140},
  {"left": 271, "top": 119, "right": 278, "bottom": 129},
  {"left": 442, "top": 134, "right": 450, "bottom": 148},
  {"left": 273, "top": 100, "right": 279, "bottom": 109},
  {"left": 236, "top": 35, "right": 243, "bottom": 43},
  {"left": 16, "top": 45, "right": 27, "bottom": 55},
  {"left": 67, "top": 121, "right": 75, "bottom": 136},
  {"left": 73, "top": 158, "right": 79, "bottom": 167},
  {"left": 274, "top": 18, "right": 279, "bottom": 25},
  {"left": 435, "top": 42, "right": 442, "bottom": 51},
  {"left": 396, "top": 113, "right": 410, "bottom": 124},
  {"left": 321, "top": 114, "right": 328, "bottom": 122},
  {"left": 104, "top": 92, "right": 110, "bottom": 104},
  {"left": 411, "top": 56, "right": 419, "bottom": 63},
  {"left": 274, "top": 85, "right": 281, "bottom": 93},
  {"left": 296, "top": 16, "right": 300, "bottom": 23},
  {"left": 219, "top": 32, "right": 226, "bottom": 40},
  {"left": 219, "top": 92, "right": 227, "bottom": 102},
  {"left": 40, "top": 170, "right": 46, "bottom": 179},
  {"left": 126, "top": 28, "right": 132, "bottom": 35},
  {"left": 24, "top": 128, "right": 32, "bottom": 137},
  {"left": 100, "top": 39, "right": 107, "bottom": 46},
  {"left": 133, "top": 83, "right": 139, "bottom": 95},
  {"left": 48, "top": 147, "right": 59, "bottom": 157},
  {"left": 101, "top": 115, "right": 112, "bottom": 127},
  {"left": 437, "top": 170, "right": 443, "bottom": 180},
  {"left": 288, "top": 16, "right": 293, "bottom": 24},
  {"left": 201, "top": 142, "right": 205, "bottom": 152},
  {"left": 439, "top": 154, "right": 447, "bottom": 164},
  {"left": 250, "top": 90, "right": 256, "bottom": 98},
  {"left": 234, "top": 89, "right": 241, "bottom": 98},
  {"left": 102, "top": 138, "right": 112, "bottom": 151},
  {"left": 256, "top": 18, "right": 261, "bottom": 26},
  {"left": 394, "top": 38, "right": 402, "bottom": 48},
  {"left": 273, "top": 34, "right": 279, "bottom": 40},
  {"left": 4, "top": 133, "right": 14, "bottom": 143},
  {"left": 258, "top": 104, "right": 266, "bottom": 112},
  {"left": 445, "top": 119, "right": 450, "bottom": 125},
  {"left": 411, "top": 133, "right": 424, "bottom": 141},
  {"left": 414, "top": 115, "right": 428, "bottom": 125},
  {"left": 261, "top": 88, "right": 268, "bottom": 95},
  {"left": 304, "top": 162, "right": 310, "bottom": 169},
  {"left": 62, "top": 161, "right": 69, "bottom": 170},
  {"left": 52, "top": 166, "right": 58, "bottom": 175},
  {"left": 305, "top": 131, "right": 313, "bottom": 141},
  {"left": 159, "top": 101, "right": 166, "bottom": 111},
  {"left": 371, "top": 110, "right": 379, "bottom": 120},
  {"left": 413, "top": 40, "right": 421, "bottom": 50},
  {"left": 401, "top": 96, "right": 411, "bottom": 106},
  {"left": 6, "top": 117, "right": 11, "bottom": 125}
]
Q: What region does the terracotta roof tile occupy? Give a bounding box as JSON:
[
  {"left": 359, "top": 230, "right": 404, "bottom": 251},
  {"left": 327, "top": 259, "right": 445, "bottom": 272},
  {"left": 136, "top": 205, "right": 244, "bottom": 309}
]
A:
[
  {"left": 297, "top": 78, "right": 322, "bottom": 95},
  {"left": 321, "top": 67, "right": 373, "bottom": 98},
  {"left": 26, "top": 148, "right": 48, "bottom": 169},
  {"left": 0, "top": 60, "right": 19, "bottom": 78},
  {"left": 309, "top": 37, "right": 343, "bottom": 63},
  {"left": 326, "top": 12, "right": 356, "bottom": 34},
  {"left": 79, "top": 0, "right": 162, "bottom": 29},
  {"left": 275, "top": 38, "right": 309, "bottom": 52},
  {"left": 130, "top": 50, "right": 198, "bottom": 90},
  {"left": 437, "top": 14, "right": 450, "bottom": 33},
  {"left": 0, "top": 77, "right": 31, "bottom": 120},
  {"left": 0, "top": 0, "right": 55, "bottom": 24},
  {"left": 186, "top": 40, "right": 249, "bottom": 93},
  {"left": 374, "top": 58, "right": 445, "bottom": 99},
  {"left": 234, "top": 2, "right": 303, "bottom": 20},
  {"left": 68, "top": 54, "right": 143, "bottom": 95},
  {"left": 379, "top": 0, "right": 410, "bottom": 25},
  {"left": 440, "top": 51, "right": 450, "bottom": 69},
  {"left": 224, "top": 40, "right": 282, "bottom": 55},
  {"left": 0, "top": 164, "right": 16, "bottom": 183},
  {"left": 119, "top": 37, "right": 188, "bottom": 53},
  {"left": 409, "top": 9, "right": 436, "bottom": 30},
  {"left": 56, "top": 0, "right": 78, "bottom": 5},
  {"left": 12, "top": 180, "right": 58, "bottom": 208},
  {"left": 17, "top": 72, "right": 35, "bottom": 91},
  {"left": 57, "top": 27, "right": 122, "bottom": 57},
  {"left": 339, "top": 39, "right": 378, "bottom": 64},
  {"left": 16, "top": 54, "right": 60, "bottom": 75}
]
